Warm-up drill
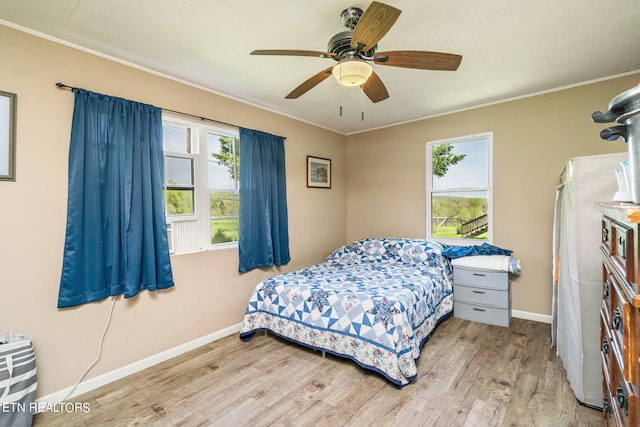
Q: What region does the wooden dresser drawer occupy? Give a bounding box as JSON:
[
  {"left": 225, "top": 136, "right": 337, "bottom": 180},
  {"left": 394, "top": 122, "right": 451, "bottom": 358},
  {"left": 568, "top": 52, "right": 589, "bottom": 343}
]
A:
[
  {"left": 603, "top": 309, "right": 613, "bottom": 385},
  {"left": 603, "top": 259, "right": 617, "bottom": 322},
  {"left": 610, "top": 340, "right": 639, "bottom": 426},
  {"left": 453, "top": 284, "right": 509, "bottom": 308},
  {"left": 603, "top": 217, "right": 613, "bottom": 256},
  {"left": 605, "top": 389, "right": 624, "bottom": 427},
  {"left": 602, "top": 350, "right": 616, "bottom": 426},
  {"left": 452, "top": 267, "right": 509, "bottom": 290},
  {"left": 453, "top": 300, "right": 510, "bottom": 327},
  {"left": 610, "top": 218, "right": 635, "bottom": 284},
  {"left": 610, "top": 275, "right": 628, "bottom": 357},
  {"left": 608, "top": 275, "right": 640, "bottom": 385}
]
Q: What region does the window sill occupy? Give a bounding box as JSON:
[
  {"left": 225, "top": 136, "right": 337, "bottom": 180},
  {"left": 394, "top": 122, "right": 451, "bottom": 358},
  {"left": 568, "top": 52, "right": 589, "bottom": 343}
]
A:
[{"left": 170, "top": 242, "right": 238, "bottom": 257}]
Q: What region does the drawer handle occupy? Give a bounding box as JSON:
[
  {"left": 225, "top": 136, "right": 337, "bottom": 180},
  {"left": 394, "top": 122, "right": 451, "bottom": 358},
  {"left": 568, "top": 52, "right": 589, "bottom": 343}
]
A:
[
  {"left": 603, "top": 280, "right": 610, "bottom": 297},
  {"left": 472, "top": 273, "right": 486, "bottom": 277},
  {"left": 603, "top": 227, "right": 609, "bottom": 243},
  {"left": 472, "top": 290, "right": 486, "bottom": 294},
  {"left": 618, "top": 236, "right": 626, "bottom": 259},
  {"left": 602, "top": 337, "right": 609, "bottom": 355},
  {"left": 613, "top": 307, "right": 623, "bottom": 331},
  {"left": 472, "top": 308, "right": 486, "bottom": 312},
  {"left": 603, "top": 395, "right": 611, "bottom": 414},
  {"left": 616, "top": 383, "right": 628, "bottom": 414}
]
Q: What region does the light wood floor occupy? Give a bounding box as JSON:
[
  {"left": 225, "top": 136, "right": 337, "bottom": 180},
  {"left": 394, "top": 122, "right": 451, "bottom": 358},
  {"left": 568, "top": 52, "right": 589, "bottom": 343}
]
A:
[{"left": 33, "top": 317, "right": 601, "bottom": 426}]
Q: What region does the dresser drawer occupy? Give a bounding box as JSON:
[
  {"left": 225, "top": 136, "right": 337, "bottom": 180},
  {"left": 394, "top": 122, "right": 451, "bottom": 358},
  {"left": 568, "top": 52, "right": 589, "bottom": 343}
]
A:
[
  {"left": 602, "top": 309, "right": 613, "bottom": 385},
  {"left": 452, "top": 267, "right": 509, "bottom": 290},
  {"left": 603, "top": 217, "right": 613, "bottom": 256},
  {"left": 603, "top": 259, "right": 616, "bottom": 322},
  {"left": 602, "top": 354, "right": 616, "bottom": 426},
  {"left": 453, "top": 284, "right": 509, "bottom": 308},
  {"left": 608, "top": 274, "right": 640, "bottom": 385},
  {"left": 610, "top": 218, "right": 635, "bottom": 284},
  {"left": 610, "top": 272, "right": 628, "bottom": 354},
  {"left": 604, "top": 389, "right": 624, "bottom": 427},
  {"left": 453, "top": 300, "right": 510, "bottom": 327},
  {"left": 610, "top": 340, "right": 639, "bottom": 426}
]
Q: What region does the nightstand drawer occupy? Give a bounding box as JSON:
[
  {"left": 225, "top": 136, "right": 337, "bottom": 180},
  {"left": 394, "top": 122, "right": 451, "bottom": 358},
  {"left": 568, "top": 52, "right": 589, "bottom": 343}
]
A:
[
  {"left": 454, "top": 300, "right": 510, "bottom": 327},
  {"left": 453, "top": 267, "right": 509, "bottom": 290},
  {"left": 453, "top": 284, "right": 509, "bottom": 308}
]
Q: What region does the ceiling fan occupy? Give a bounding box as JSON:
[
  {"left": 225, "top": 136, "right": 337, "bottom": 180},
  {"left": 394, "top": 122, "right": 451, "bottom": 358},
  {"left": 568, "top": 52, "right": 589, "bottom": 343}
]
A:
[{"left": 251, "top": 1, "right": 462, "bottom": 103}]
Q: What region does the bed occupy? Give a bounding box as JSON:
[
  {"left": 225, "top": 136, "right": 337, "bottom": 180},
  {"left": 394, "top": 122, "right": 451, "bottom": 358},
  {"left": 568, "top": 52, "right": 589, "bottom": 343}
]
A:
[{"left": 239, "top": 237, "right": 454, "bottom": 386}]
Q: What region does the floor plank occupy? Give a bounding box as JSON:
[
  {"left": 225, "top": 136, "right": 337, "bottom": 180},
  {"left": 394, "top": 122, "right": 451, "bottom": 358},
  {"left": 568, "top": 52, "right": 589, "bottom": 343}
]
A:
[{"left": 32, "top": 317, "right": 602, "bottom": 426}]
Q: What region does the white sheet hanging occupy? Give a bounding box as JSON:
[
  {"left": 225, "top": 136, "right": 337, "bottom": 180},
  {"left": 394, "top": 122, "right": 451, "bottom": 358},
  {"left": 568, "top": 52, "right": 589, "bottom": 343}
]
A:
[{"left": 551, "top": 151, "right": 626, "bottom": 408}]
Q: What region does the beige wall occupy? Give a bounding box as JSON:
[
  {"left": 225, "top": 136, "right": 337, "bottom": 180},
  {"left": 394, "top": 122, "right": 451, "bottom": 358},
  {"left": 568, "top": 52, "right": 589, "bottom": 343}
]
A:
[
  {"left": 346, "top": 72, "right": 640, "bottom": 316},
  {"left": 0, "top": 25, "right": 346, "bottom": 397}
]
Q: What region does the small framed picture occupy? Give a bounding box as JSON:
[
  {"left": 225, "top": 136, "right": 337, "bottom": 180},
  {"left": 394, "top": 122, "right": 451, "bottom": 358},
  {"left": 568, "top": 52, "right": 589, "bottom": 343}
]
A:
[
  {"left": 307, "top": 156, "right": 331, "bottom": 189},
  {"left": 0, "top": 91, "right": 16, "bottom": 181}
]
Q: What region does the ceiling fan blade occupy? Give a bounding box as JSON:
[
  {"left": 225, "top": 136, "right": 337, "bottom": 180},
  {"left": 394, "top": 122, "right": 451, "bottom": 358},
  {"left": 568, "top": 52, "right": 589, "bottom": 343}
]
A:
[
  {"left": 285, "top": 67, "right": 334, "bottom": 99},
  {"left": 362, "top": 72, "right": 389, "bottom": 103},
  {"left": 251, "top": 49, "right": 336, "bottom": 59},
  {"left": 373, "top": 50, "right": 462, "bottom": 71},
  {"left": 350, "top": 2, "right": 401, "bottom": 52}
]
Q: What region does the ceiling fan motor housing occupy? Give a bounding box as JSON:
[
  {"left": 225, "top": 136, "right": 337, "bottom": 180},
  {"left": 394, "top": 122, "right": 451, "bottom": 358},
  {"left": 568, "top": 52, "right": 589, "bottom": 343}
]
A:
[
  {"left": 328, "top": 6, "right": 378, "bottom": 61},
  {"left": 327, "top": 30, "right": 377, "bottom": 61}
]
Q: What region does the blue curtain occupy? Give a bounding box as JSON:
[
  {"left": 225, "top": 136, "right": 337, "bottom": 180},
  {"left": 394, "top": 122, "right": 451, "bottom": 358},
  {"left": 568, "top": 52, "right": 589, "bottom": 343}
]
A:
[
  {"left": 238, "top": 128, "right": 290, "bottom": 272},
  {"left": 58, "top": 89, "right": 174, "bottom": 308}
]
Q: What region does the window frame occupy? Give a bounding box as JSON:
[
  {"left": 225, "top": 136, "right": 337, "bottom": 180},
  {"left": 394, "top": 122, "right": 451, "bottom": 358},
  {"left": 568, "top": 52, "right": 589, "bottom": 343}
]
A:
[
  {"left": 162, "top": 114, "right": 240, "bottom": 254},
  {"left": 426, "top": 132, "right": 493, "bottom": 245},
  {"left": 162, "top": 121, "right": 199, "bottom": 222},
  {"left": 163, "top": 155, "right": 197, "bottom": 219}
]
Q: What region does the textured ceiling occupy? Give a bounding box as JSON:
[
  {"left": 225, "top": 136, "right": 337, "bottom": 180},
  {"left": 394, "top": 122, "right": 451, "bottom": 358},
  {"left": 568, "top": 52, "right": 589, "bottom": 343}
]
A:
[{"left": 1, "top": 0, "right": 639, "bottom": 134}]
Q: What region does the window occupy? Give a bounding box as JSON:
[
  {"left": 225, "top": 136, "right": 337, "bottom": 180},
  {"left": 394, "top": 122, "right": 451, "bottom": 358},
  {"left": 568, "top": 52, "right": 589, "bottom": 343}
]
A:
[
  {"left": 207, "top": 132, "right": 240, "bottom": 244},
  {"left": 164, "top": 125, "right": 195, "bottom": 215},
  {"left": 426, "top": 132, "right": 492, "bottom": 243},
  {"left": 163, "top": 116, "right": 240, "bottom": 254}
]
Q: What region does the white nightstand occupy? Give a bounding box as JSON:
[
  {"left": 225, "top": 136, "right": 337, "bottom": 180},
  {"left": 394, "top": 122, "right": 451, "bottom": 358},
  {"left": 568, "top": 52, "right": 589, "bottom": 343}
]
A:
[{"left": 452, "top": 266, "right": 511, "bottom": 327}]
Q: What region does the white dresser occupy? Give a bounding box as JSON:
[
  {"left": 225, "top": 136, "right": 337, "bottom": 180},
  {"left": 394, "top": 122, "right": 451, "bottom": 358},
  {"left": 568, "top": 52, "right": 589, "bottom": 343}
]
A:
[{"left": 453, "top": 266, "right": 511, "bottom": 327}]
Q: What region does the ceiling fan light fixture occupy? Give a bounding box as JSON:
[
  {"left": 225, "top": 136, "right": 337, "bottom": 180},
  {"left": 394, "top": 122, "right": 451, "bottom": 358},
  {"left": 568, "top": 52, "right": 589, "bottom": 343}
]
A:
[{"left": 332, "top": 59, "right": 373, "bottom": 86}]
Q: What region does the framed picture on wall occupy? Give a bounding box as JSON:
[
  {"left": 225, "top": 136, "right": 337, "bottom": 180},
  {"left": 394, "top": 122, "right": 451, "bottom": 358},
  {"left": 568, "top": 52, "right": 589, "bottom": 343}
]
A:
[
  {"left": 307, "top": 156, "right": 331, "bottom": 189},
  {"left": 0, "top": 91, "right": 16, "bottom": 181}
]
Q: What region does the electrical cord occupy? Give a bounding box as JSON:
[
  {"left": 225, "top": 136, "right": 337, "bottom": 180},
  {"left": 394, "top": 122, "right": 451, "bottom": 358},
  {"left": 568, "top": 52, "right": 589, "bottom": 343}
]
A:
[{"left": 62, "top": 295, "right": 117, "bottom": 402}]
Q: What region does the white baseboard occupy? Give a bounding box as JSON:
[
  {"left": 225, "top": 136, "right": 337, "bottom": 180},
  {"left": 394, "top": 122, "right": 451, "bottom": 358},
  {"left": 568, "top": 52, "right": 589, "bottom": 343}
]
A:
[
  {"left": 36, "top": 322, "right": 242, "bottom": 406},
  {"left": 512, "top": 309, "right": 551, "bottom": 324}
]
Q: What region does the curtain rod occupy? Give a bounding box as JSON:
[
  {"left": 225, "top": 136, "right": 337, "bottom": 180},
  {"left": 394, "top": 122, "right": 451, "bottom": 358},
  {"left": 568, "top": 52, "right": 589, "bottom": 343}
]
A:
[{"left": 55, "top": 82, "right": 285, "bottom": 139}]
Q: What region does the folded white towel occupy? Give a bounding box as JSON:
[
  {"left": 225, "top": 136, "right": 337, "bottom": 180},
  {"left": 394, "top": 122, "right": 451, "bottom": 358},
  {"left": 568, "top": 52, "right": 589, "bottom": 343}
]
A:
[{"left": 450, "top": 255, "right": 521, "bottom": 275}]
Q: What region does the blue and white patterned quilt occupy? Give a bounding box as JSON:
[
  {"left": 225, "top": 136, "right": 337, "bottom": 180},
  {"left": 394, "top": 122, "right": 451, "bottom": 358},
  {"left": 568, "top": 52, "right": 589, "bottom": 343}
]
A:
[{"left": 239, "top": 238, "right": 454, "bottom": 386}]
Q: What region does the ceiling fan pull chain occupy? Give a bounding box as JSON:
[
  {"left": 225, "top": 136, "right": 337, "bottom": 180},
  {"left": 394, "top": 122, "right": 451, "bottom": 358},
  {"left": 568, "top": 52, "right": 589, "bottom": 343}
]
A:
[
  {"left": 361, "top": 87, "right": 365, "bottom": 121},
  {"left": 339, "top": 66, "right": 344, "bottom": 117}
]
